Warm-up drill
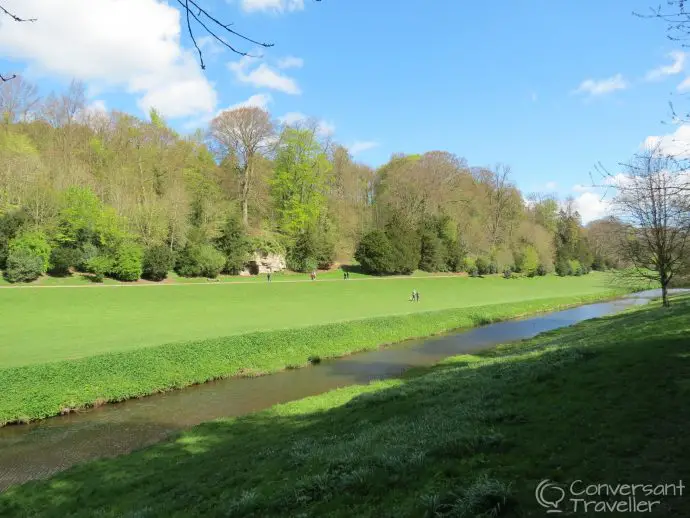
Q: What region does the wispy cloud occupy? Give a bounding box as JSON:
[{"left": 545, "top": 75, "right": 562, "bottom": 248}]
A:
[
  {"left": 348, "top": 141, "right": 380, "bottom": 155},
  {"left": 229, "top": 56, "right": 301, "bottom": 95},
  {"left": 646, "top": 51, "right": 686, "bottom": 81},
  {"left": 277, "top": 111, "right": 335, "bottom": 137},
  {"left": 240, "top": 0, "right": 305, "bottom": 13},
  {"left": 277, "top": 56, "right": 304, "bottom": 69},
  {"left": 573, "top": 74, "right": 628, "bottom": 97}
]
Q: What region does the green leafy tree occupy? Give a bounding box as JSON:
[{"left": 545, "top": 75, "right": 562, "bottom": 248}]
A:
[
  {"left": 271, "top": 128, "right": 332, "bottom": 236},
  {"left": 385, "top": 211, "right": 421, "bottom": 275}
]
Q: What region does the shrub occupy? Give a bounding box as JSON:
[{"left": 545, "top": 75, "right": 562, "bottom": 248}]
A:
[
  {"left": 111, "top": 242, "right": 143, "bottom": 281},
  {"left": 503, "top": 268, "right": 513, "bottom": 279},
  {"left": 555, "top": 258, "right": 571, "bottom": 277},
  {"left": 315, "top": 231, "right": 336, "bottom": 270},
  {"left": 287, "top": 230, "right": 319, "bottom": 273},
  {"left": 175, "top": 244, "right": 226, "bottom": 278},
  {"left": 469, "top": 266, "right": 479, "bottom": 277},
  {"left": 0, "top": 209, "right": 27, "bottom": 269},
  {"left": 78, "top": 242, "right": 100, "bottom": 271},
  {"left": 354, "top": 230, "right": 395, "bottom": 275},
  {"left": 4, "top": 249, "right": 44, "bottom": 283},
  {"left": 49, "top": 247, "right": 82, "bottom": 276},
  {"left": 488, "top": 261, "right": 498, "bottom": 274},
  {"left": 85, "top": 255, "right": 114, "bottom": 283},
  {"left": 536, "top": 263, "right": 547, "bottom": 276},
  {"left": 514, "top": 245, "right": 539, "bottom": 277},
  {"left": 475, "top": 257, "right": 490, "bottom": 275},
  {"left": 461, "top": 256, "right": 476, "bottom": 273},
  {"left": 9, "top": 231, "right": 51, "bottom": 272},
  {"left": 142, "top": 245, "right": 175, "bottom": 282},
  {"left": 215, "top": 216, "right": 252, "bottom": 275},
  {"left": 568, "top": 259, "right": 582, "bottom": 277}
]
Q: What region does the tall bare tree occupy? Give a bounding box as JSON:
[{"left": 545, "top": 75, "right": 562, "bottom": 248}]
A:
[
  {"left": 611, "top": 145, "right": 690, "bottom": 306},
  {"left": 0, "top": 75, "right": 39, "bottom": 122},
  {"left": 209, "top": 107, "right": 274, "bottom": 226}
]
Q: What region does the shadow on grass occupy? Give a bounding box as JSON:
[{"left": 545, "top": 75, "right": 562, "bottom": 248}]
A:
[{"left": 1, "top": 299, "right": 689, "bottom": 517}]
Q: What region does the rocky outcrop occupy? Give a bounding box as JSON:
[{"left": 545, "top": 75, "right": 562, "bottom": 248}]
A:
[{"left": 245, "top": 252, "right": 286, "bottom": 274}]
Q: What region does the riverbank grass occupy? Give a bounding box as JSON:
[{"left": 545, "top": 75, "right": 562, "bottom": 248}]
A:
[
  {"left": 1, "top": 296, "right": 687, "bottom": 517},
  {"left": 0, "top": 290, "right": 634, "bottom": 425}
]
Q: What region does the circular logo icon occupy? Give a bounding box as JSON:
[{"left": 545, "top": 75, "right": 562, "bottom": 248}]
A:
[{"left": 535, "top": 479, "right": 565, "bottom": 513}]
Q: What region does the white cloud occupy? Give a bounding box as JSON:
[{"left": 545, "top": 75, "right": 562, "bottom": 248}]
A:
[
  {"left": 222, "top": 93, "right": 273, "bottom": 113},
  {"left": 0, "top": 0, "right": 217, "bottom": 119},
  {"left": 646, "top": 51, "right": 687, "bottom": 81},
  {"left": 678, "top": 76, "right": 690, "bottom": 92},
  {"left": 277, "top": 56, "right": 304, "bottom": 69},
  {"left": 229, "top": 55, "right": 301, "bottom": 95},
  {"left": 348, "top": 141, "right": 380, "bottom": 155},
  {"left": 572, "top": 183, "right": 591, "bottom": 193},
  {"left": 240, "top": 0, "right": 304, "bottom": 13},
  {"left": 544, "top": 181, "right": 558, "bottom": 191},
  {"left": 573, "top": 74, "right": 628, "bottom": 96},
  {"left": 88, "top": 99, "right": 108, "bottom": 113},
  {"left": 317, "top": 120, "right": 336, "bottom": 137},
  {"left": 278, "top": 111, "right": 307, "bottom": 125},
  {"left": 277, "top": 111, "right": 334, "bottom": 136},
  {"left": 643, "top": 124, "right": 690, "bottom": 158},
  {"left": 572, "top": 192, "right": 611, "bottom": 224}
]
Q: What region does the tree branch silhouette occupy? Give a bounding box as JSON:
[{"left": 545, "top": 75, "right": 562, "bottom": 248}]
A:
[
  {"left": 0, "top": 2, "right": 37, "bottom": 82},
  {"left": 0, "top": 0, "right": 322, "bottom": 79}
]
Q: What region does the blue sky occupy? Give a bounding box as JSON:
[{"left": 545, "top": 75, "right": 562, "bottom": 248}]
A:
[{"left": 0, "top": 0, "right": 688, "bottom": 221}]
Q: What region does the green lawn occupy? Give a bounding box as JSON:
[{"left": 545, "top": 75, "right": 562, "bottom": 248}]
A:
[
  {"left": 2, "top": 296, "right": 687, "bottom": 517},
  {"left": 0, "top": 272, "right": 626, "bottom": 368}
]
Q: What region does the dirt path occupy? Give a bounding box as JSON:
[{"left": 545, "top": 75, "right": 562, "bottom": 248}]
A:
[{"left": 0, "top": 273, "right": 467, "bottom": 290}]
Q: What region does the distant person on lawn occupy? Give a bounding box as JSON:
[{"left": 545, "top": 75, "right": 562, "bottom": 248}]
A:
[{"left": 267, "top": 270, "right": 272, "bottom": 282}]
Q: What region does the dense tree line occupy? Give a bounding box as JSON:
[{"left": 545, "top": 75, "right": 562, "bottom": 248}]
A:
[{"left": 0, "top": 77, "right": 622, "bottom": 283}]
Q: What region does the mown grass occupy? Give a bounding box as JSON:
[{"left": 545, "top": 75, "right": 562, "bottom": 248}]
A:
[
  {"left": 0, "top": 272, "right": 636, "bottom": 368},
  {"left": 1, "top": 296, "right": 687, "bottom": 517},
  {"left": 0, "top": 290, "right": 636, "bottom": 426}
]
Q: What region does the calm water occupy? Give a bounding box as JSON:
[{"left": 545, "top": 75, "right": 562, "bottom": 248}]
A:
[{"left": 0, "top": 289, "right": 678, "bottom": 491}]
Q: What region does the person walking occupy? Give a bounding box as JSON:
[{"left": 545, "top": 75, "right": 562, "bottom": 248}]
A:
[
  {"left": 415, "top": 290, "right": 420, "bottom": 302},
  {"left": 267, "top": 270, "right": 272, "bottom": 283},
  {"left": 410, "top": 289, "right": 417, "bottom": 302}
]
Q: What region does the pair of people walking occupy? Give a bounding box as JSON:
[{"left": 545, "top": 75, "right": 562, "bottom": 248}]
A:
[
  {"left": 343, "top": 270, "right": 350, "bottom": 280},
  {"left": 410, "top": 289, "right": 420, "bottom": 302}
]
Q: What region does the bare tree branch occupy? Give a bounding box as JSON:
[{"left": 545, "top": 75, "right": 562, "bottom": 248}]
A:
[{"left": 0, "top": 3, "right": 37, "bottom": 82}]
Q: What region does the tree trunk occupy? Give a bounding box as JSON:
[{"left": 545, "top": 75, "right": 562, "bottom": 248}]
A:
[
  {"left": 242, "top": 197, "right": 249, "bottom": 227},
  {"left": 662, "top": 282, "right": 670, "bottom": 307}
]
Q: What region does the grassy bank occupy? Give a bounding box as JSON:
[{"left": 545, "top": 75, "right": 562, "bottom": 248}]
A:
[
  {"left": 0, "top": 289, "right": 634, "bottom": 426},
  {"left": 0, "top": 272, "right": 628, "bottom": 367},
  {"left": 1, "top": 297, "right": 687, "bottom": 517}
]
